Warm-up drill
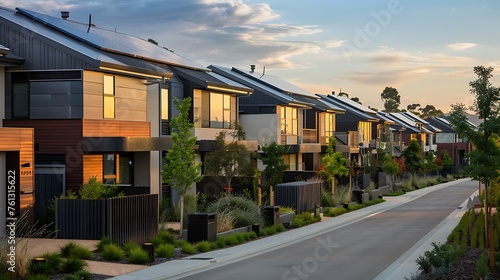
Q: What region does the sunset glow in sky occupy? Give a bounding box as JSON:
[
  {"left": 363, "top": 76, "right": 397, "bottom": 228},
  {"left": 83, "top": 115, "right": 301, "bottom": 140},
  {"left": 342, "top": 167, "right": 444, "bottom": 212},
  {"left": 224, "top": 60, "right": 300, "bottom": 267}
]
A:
[{"left": 5, "top": 0, "right": 500, "bottom": 112}]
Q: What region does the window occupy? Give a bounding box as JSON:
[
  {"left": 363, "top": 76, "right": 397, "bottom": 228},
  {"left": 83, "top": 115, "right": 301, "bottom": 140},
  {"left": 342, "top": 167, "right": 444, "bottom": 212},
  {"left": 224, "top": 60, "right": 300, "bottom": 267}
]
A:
[
  {"left": 358, "top": 121, "right": 372, "bottom": 143},
  {"left": 161, "top": 88, "right": 169, "bottom": 120},
  {"left": 283, "top": 154, "right": 297, "bottom": 171},
  {"left": 280, "top": 106, "right": 298, "bottom": 135},
  {"left": 103, "top": 75, "right": 115, "bottom": 119},
  {"left": 103, "top": 153, "right": 116, "bottom": 184},
  {"left": 12, "top": 83, "right": 29, "bottom": 118},
  {"left": 324, "top": 112, "right": 335, "bottom": 141},
  {"left": 201, "top": 91, "right": 235, "bottom": 128}
]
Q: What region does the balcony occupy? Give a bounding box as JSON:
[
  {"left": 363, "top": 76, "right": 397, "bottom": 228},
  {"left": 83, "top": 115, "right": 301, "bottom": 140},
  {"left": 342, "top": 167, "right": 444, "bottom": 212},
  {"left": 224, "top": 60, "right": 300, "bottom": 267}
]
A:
[
  {"left": 302, "top": 129, "right": 317, "bottom": 144},
  {"left": 281, "top": 134, "right": 298, "bottom": 145}
]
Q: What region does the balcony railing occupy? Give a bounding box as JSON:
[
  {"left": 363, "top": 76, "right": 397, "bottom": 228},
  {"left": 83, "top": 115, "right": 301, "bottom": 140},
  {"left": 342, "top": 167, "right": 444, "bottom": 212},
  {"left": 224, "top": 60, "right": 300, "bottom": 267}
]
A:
[
  {"left": 302, "top": 129, "right": 317, "bottom": 143},
  {"left": 335, "top": 131, "right": 359, "bottom": 147},
  {"left": 161, "top": 120, "right": 170, "bottom": 135}
]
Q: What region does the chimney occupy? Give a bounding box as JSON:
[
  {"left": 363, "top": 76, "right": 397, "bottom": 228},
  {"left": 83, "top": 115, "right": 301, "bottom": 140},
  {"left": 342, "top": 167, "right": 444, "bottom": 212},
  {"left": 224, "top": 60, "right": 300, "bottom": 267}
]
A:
[
  {"left": 61, "top": 11, "right": 70, "bottom": 20},
  {"left": 250, "top": 65, "right": 255, "bottom": 73}
]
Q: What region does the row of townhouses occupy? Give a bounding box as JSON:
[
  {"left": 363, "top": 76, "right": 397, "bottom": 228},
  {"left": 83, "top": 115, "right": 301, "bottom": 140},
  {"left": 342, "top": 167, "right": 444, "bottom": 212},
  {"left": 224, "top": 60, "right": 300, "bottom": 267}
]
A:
[{"left": 0, "top": 7, "right": 475, "bottom": 228}]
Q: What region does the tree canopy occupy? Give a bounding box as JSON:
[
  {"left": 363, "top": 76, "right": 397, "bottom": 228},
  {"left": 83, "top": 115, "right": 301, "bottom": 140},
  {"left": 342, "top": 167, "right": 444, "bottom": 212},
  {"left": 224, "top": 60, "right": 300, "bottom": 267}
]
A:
[
  {"left": 381, "top": 87, "right": 401, "bottom": 112},
  {"left": 259, "top": 139, "right": 288, "bottom": 205},
  {"left": 320, "top": 138, "right": 349, "bottom": 196}
]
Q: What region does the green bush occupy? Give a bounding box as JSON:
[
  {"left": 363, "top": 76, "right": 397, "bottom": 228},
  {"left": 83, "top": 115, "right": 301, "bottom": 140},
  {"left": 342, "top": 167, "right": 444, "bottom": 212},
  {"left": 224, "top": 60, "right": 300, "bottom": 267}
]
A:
[
  {"left": 100, "top": 244, "right": 126, "bottom": 261},
  {"left": 59, "top": 242, "right": 78, "bottom": 258},
  {"left": 60, "top": 258, "right": 86, "bottom": 274},
  {"left": 25, "top": 275, "right": 51, "bottom": 280},
  {"left": 59, "top": 242, "right": 93, "bottom": 260},
  {"left": 323, "top": 207, "right": 347, "bottom": 217},
  {"left": 30, "top": 253, "right": 62, "bottom": 275},
  {"left": 122, "top": 242, "right": 141, "bottom": 257},
  {"left": 180, "top": 242, "right": 197, "bottom": 254},
  {"left": 207, "top": 195, "right": 262, "bottom": 228},
  {"left": 28, "top": 262, "right": 53, "bottom": 276},
  {"left": 96, "top": 236, "right": 113, "bottom": 252},
  {"left": 155, "top": 243, "right": 175, "bottom": 258},
  {"left": 475, "top": 251, "right": 489, "bottom": 279},
  {"left": 65, "top": 270, "right": 92, "bottom": 280},
  {"left": 196, "top": 241, "right": 211, "bottom": 253},
  {"left": 128, "top": 248, "right": 151, "bottom": 264},
  {"left": 79, "top": 176, "right": 124, "bottom": 199},
  {"left": 151, "top": 230, "right": 176, "bottom": 247}
]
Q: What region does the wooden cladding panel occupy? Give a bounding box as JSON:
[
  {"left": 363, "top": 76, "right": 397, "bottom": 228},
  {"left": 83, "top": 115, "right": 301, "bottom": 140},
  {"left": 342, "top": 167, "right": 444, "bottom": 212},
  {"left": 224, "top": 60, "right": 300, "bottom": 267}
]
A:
[
  {"left": 82, "top": 119, "right": 150, "bottom": 137},
  {"left": 0, "top": 128, "right": 34, "bottom": 195},
  {"left": 4, "top": 119, "right": 84, "bottom": 190},
  {"left": 83, "top": 154, "right": 103, "bottom": 183}
]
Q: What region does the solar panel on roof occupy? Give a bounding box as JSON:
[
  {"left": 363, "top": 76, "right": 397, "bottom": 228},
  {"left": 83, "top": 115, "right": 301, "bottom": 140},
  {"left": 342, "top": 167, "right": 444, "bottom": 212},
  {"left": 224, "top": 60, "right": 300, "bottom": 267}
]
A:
[{"left": 16, "top": 8, "right": 207, "bottom": 71}]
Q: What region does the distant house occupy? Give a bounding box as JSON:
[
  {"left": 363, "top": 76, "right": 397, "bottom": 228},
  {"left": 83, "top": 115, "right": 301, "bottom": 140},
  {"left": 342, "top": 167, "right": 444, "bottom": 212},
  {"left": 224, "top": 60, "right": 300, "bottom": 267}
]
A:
[
  {"left": 426, "top": 117, "right": 475, "bottom": 169},
  {"left": 375, "top": 111, "right": 406, "bottom": 157},
  {"left": 0, "top": 42, "right": 35, "bottom": 229},
  {"left": 208, "top": 65, "right": 344, "bottom": 173},
  {"left": 387, "top": 112, "right": 439, "bottom": 153},
  {"left": 316, "top": 94, "right": 380, "bottom": 165}
]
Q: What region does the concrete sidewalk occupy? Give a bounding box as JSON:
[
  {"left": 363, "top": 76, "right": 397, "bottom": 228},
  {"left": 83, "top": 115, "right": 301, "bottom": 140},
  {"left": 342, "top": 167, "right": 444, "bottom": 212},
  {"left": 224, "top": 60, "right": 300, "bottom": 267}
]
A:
[{"left": 111, "top": 178, "right": 474, "bottom": 280}]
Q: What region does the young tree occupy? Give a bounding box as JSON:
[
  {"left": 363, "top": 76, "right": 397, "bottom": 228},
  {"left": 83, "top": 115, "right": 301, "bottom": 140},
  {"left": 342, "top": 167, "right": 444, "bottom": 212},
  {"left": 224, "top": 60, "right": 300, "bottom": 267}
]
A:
[
  {"left": 205, "top": 122, "right": 254, "bottom": 200},
  {"left": 382, "top": 157, "right": 399, "bottom": 191},
  {"left": 320, "top": 138, "right": 349, "bottom": 198},
  {"left": 381, "top": 87, "right": 401, "bottom": 112},
  {"left": 162, "top": 97, "right": 203, "bottom": 234},
  {"left": 440, "top": 150, "right": 453, "bottom": 174},
  {"left": 402, "top": 140, "right": 423, "bottom": 185},
  {"left": 422, "top": 151, "right": 440, "bottom": 178},
  {"left": 448, "top": 66, "right": 500, "bottom": 267},
  {"left": 259, "top": 139, "right": 288, "bottom": 205}
]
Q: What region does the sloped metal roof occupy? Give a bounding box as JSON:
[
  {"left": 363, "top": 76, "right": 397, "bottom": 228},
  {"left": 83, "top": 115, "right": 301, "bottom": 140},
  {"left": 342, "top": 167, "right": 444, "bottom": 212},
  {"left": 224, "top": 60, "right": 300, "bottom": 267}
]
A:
[
  {"left": 16, "top": 7, "right": 207, "bottom": 71},
  {"left": 232, "top": 67, "right": 316, "bottom": 98},
  {"left": 172, "top": 66, "right": 252, "bottom": 94},
  {"left": 320, "top": 94, "right": 379, "bottom": 121},
  {"left": 0, "top": 43, "right": 8, "bottom": 53},
  {"left": 208, "top": 65, "right": 314, "bottom": 107},
  {"left": 0, "top": 7, "right": 172, "bottom": 77}
]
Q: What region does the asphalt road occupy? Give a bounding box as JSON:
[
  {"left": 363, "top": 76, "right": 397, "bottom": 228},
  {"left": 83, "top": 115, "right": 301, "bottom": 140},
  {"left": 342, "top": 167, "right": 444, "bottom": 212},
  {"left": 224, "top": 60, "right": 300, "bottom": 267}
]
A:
[{"left": 181, "top": 180, "right": 477, "bottom": 280}]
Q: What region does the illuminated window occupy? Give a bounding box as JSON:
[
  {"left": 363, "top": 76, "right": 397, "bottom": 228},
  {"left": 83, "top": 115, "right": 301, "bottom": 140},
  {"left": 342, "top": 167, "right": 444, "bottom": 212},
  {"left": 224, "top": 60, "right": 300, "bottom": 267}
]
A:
[
  {"left": 283, "top": 154, "right": 297, "bottom": 171},
  {"left": 358, "top": 121, "right": 372, "bottom": 143},
  {"left": 202, "top": 92, "right": 235, "bottom": 128},
  {"left": 280, "top": 106, "right": 298, "bottom": 135},
  {"left": 324, "top": 113, "right": 335, "bottom": 140},
  {"left": 161, "top": 88, "right": 169, "bottom": 120},
  {"left": 103, "top": 75, "right": 115, "bottom": 119}
]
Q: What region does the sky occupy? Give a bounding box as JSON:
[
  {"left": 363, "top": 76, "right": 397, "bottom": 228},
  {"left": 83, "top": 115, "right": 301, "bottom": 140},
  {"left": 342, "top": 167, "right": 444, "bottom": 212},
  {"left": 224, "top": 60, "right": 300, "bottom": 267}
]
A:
[{"left": 4, "top": 0, "right": 500, "bottom": 112}]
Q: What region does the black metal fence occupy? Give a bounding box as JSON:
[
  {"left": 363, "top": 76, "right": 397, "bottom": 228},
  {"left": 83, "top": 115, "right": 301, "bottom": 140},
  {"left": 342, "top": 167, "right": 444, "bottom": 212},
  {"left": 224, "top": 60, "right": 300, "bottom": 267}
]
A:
[
  {"left": 275, "top": 181, "right": 322, "bottom": 213},
  {"left": 55, "top": 194, "right": 158, "bottom": 245}
]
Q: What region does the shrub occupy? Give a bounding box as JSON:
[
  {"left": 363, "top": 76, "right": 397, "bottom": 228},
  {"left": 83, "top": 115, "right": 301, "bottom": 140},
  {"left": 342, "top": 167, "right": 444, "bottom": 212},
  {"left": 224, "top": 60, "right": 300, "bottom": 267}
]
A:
[
  {"left": 60, "top": 258, "right": 86, "bottom": 274},
  {"left": 207, "top": 195, "right": 262, "bottom": 229},
  {"left": 279, "top": 206, "right": 295, "bottom": 214},
  {"left": 475, "top": 251, "right": 489, "bottom": 279},
  {"left": 196, "top": 241, "right": 211, "bottom": 253},
  {"left": 100, "top": 244, "right": 125, "bottom": 261},
  {"left": 29, "top": 253, "right": 62, "bottom": 275},
  {"left": 28, "top": 261, "right": 53, "bottom": 276},
  {"left": 128, "top": 248, "right": 151, "bottom": 264},
  {"left": 79, "top": 176, "right": 124, "bottom": 199},
  {"left": 155, "top": 243, "right": 175, "bottom": 258},
  {"left": 59, "top": 242, "right": 78, "bottom": 258},
  {"left": 216, "top": 210, "right": 235, "bottom": 233},
  {"left": 151, "top": 230, "right": 175, "bottom": 246},
  {"left": 323, "top": 207, "right": 347, "bottom": 217},
  {"left": 215, "top": 237, "right": 228, "bottom": 248},
  {"left": 96, "top": 236, "right": 113, "bottom": 252},
  {"left": 25, "top": 275, "right": 51, "bottom": 280},
  {"left": 180, "top": 242, "right": 197, "bottom": 254},
  {"left": 122, "top": 242, "right": 141, "bottom": 257},
  {"left": 64, "top": 270, "right": 92, "bottom": 280}
]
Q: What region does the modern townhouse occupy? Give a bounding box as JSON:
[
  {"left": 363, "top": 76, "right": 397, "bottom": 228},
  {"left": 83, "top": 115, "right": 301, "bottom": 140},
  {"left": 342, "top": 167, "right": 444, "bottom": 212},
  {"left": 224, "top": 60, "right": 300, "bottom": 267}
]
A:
[
  {"left": 387, "top": 112, "right": 438, "bottom": 153},
  {"left": 316, "top": 94, "right": 380, "bottom": 165},
  {"left": 0, "top": 42, "right": 35, "bottom": 230},
  {"left": 0, "top": 7, "right": 235, "bottom": 224},
  {"left": 208, "top": 65, "right": 344, "bottom": 174},
  {"left": 375, "top": 111, "right": 406, "bottom": 157},
  {"left": 425, "top": 117, "right": 475, "bottom": 171}
]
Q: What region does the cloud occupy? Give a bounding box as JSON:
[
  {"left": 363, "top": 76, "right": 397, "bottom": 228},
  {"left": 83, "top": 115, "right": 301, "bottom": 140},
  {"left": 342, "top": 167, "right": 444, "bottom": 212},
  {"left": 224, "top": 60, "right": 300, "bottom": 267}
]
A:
[{"left": 446, "top": 42, "right": 477, "bottom": 50}]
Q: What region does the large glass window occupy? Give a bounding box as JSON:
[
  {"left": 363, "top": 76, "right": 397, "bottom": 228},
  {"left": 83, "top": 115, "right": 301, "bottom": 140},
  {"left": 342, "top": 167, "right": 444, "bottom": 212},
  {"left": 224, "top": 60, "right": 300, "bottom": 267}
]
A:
[
  {"left": 161, "top": 88, "right": 169, "bottom": 120},
  {"left": 324, "top": 112, "right": 335, "bottom": 141},
  {"left": 280, "top": 106, "right": 298, "bottom": 135},
  {"left": 358, "top": 121, "right": 372, "bottom": 143},
  {"left": 103, "top": 153, "right": 116, "bottom": 184},
  {"left": 12, "top": 83, "right": 29, "bottom": 118},
  {"left": 201, "top": 91, "right": 235, "bottom": 128},
  {"left": 283, "top": 154, "right": 297, "bottom": 171},
  {"left": 103, "top": 75, "right": 115, "bottom": 119}
]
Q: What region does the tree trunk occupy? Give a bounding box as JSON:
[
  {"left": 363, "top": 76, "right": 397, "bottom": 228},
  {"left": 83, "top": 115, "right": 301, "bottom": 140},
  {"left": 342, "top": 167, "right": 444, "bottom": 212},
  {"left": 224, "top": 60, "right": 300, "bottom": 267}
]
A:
[
  {"left": 331, "top": 180, "right": 335, "bottom": 200},
  {"left": 258, "top": 186, "right": 262, "bottom": 206},
  {"left": 270, "top": 186, "right": 274, "bottom": 206},
  {"left": 179, "top": 195, "right": 185, "bottom": 237}
]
